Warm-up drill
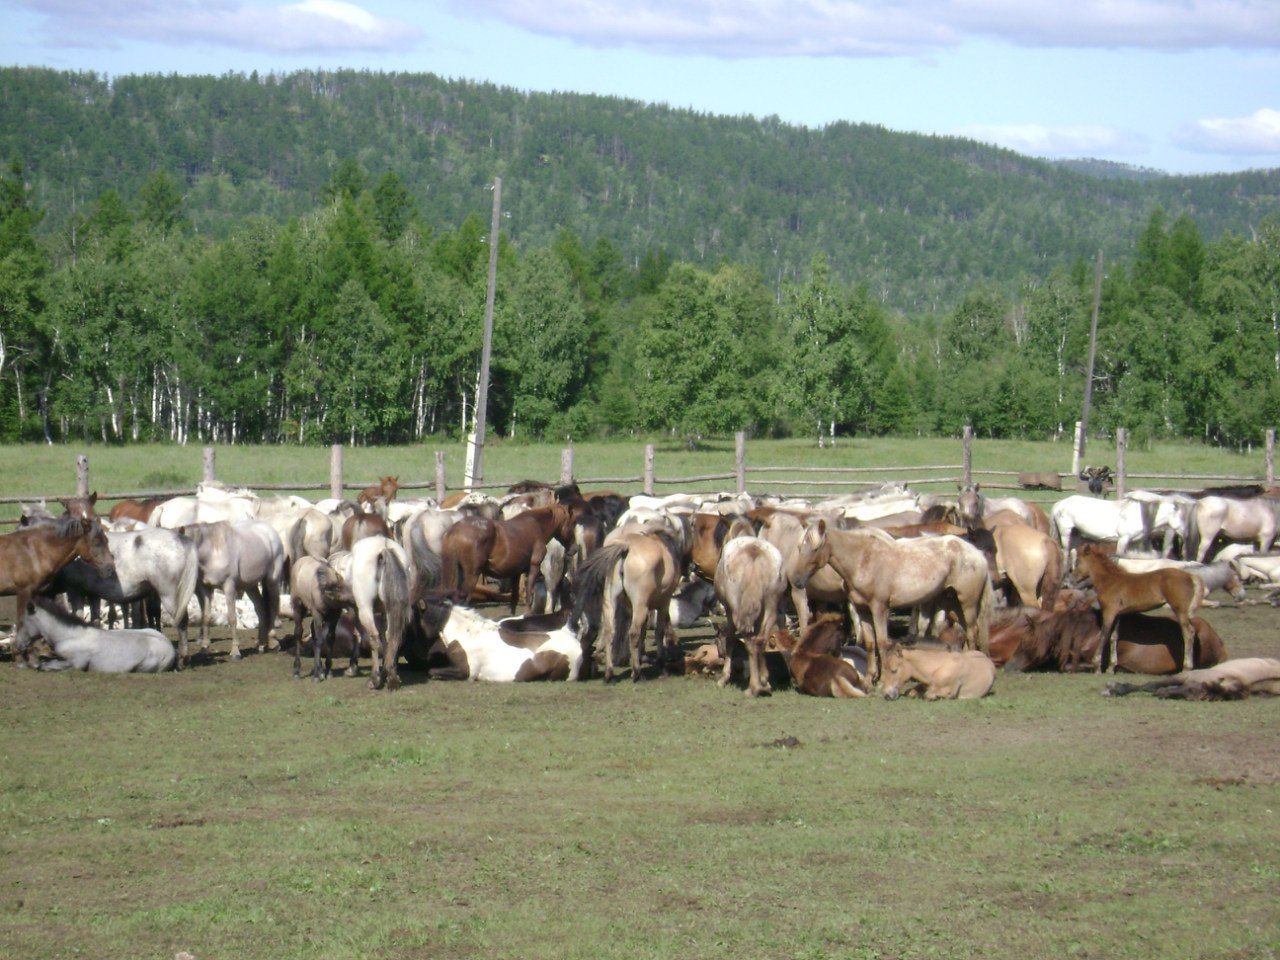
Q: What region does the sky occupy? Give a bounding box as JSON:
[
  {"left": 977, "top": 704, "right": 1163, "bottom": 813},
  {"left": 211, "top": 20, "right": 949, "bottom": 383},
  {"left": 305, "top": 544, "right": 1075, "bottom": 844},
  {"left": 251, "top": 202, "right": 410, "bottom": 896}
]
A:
[{"left": 2, "top": 0, "right": 1279, "bottom": 174}]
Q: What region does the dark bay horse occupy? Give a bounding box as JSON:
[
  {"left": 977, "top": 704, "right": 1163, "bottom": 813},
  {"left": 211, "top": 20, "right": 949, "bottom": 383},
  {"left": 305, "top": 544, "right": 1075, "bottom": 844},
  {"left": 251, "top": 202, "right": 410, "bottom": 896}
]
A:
[
  {"left": 0, "top": 518, "right": 115, "bottom": 631},
  {"left": 442, "top": 504, "right": 575, "bottom": 612}
]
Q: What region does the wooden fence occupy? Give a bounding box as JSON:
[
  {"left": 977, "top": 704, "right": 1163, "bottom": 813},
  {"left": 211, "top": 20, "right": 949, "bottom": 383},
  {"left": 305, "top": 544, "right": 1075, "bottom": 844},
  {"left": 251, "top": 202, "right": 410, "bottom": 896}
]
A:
[{"left": 1, "top": 427, "right": 1275, "bottom": 523}]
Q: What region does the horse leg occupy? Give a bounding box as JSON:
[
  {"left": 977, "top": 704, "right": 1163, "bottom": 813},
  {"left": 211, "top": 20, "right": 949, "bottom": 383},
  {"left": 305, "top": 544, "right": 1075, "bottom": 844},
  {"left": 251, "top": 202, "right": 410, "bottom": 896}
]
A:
[
  {"left": 870, "top": 603, "right": 891, "bottom": 685},
  {"left": 628, "top": 597, "right": 648, "bottom": 682},
  {"left": 292, "top": 599, "right": 307, "bottom": 679},
  {"left": 1197, "top": 522, "right": 1220, "bottom": 563},
  {"left": 601, "top": 580, "right": 618, "bottom": 683},
  {"left": 1095, "top": 614, "right": 1117, "bottom": 674},
  {"left": 347, "top": 620, "right": 365, "bottom": 678},
  {"left": 1177, "top": 614, "right": 1196, "bottom": 673},
  {"left": 225, "top": 580, "right": 243, "bottom": 660},
  {"left": 245, "top": 583, "right": 268, "bottom": 654},
  {"left": 196, "top": 584, "right": 212, "bottom": 652},
  {"left": 717, "top": 624, "right": 736, "bottom": 689},
  {"left": 791, "top": 584, "right": 811, "bottom": 632},
  {"left": 653, "top": 603, "right": 676, "bottom": 674}
]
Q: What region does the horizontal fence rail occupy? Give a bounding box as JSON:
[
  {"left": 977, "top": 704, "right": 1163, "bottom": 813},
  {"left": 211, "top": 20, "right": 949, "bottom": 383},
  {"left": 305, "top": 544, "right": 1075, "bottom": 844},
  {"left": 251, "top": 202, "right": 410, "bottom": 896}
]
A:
[{"left": 2, "top": 424, "right": 1276, "bottom": 525}]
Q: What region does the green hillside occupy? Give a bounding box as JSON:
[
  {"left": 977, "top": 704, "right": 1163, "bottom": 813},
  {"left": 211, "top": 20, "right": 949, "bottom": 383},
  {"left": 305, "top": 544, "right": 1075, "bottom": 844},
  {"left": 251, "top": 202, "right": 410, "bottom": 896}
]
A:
[{"left": 2, "top": 66, "right": 1277, "bottom": 310}]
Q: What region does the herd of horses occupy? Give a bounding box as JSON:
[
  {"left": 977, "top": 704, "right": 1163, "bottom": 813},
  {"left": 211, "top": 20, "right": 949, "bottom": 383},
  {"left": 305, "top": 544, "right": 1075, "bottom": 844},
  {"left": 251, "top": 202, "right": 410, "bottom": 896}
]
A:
[{"left": 3, "top": 472, "right": 1280, "bottom": 702}]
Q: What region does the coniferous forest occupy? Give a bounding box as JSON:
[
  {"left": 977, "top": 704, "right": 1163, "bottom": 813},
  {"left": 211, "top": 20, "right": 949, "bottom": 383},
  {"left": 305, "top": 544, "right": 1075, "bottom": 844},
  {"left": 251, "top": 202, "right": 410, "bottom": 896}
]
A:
[{"left": 0, "top": 66, "right": 1278, "bottom": 447}]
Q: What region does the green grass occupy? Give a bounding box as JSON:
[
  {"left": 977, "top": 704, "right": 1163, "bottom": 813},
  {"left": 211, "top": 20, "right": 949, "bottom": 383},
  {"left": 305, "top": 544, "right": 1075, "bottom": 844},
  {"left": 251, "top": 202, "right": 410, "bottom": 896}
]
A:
[
  {"left": 2, "top": 604, "right": 1279, "bottom": 960},
  {"left": 0, "top": 435, "right": 1268, "bottom": 521}
]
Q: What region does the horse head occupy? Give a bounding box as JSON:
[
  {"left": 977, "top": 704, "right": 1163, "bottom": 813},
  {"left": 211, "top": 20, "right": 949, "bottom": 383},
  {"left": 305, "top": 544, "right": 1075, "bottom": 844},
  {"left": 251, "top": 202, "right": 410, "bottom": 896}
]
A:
[
  {"left": 791, "top": 518, "right": 829, "bottom": 589},
  {"left": 878, "top": 643, "right": 908, "bottom": 700},
  {"left": 72, "top": 518, "right": 115, "bottom": 577},
  {"left": 957, "top": 484, "right": 982, "bottom": 526}
]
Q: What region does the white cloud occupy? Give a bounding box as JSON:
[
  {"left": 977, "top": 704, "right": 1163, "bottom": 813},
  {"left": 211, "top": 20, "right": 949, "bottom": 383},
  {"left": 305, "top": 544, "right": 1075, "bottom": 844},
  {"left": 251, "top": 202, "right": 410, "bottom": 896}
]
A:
[
  {"left": 19, "top": 0, "right": 421, "bottom": 53},
  {"left": 457, "top": 0, "right": 1280, "bottom": 58},
  {"left": 1175, "top": 107, "right": 1280, "bottom": 154},
  {"left": 953, "top": 123, "right": 1148, "bottom": 158}
]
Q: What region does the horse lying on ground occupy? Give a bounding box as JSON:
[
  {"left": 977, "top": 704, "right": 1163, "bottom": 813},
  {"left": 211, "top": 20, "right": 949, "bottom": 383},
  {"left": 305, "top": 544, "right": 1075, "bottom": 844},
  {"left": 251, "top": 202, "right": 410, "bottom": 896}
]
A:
[
  {"left": 407, "top": 600, "right": 582, "bottom": 681},
  {"left": 14, "top": 598, "right": 174, "bottom": 673},
  {"left": 771, "top": 614, "right": 867, "bottom": 698},
  {"left": 877, "top": 642, "right": 996, "bottom": 700},
  {"left": 1104, "top": 658, "right": 1280, "bottom": 700}
]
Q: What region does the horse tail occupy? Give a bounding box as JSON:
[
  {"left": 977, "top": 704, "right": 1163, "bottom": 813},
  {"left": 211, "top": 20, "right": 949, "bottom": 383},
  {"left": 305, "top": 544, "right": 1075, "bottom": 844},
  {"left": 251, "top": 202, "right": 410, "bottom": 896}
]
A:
[
  {"left": 173, "top": 538, "right": 199, "bottom": 628},
  {"left": 570, "top": 541, "right": 630, "bottom": 640},
  {"left": 408, "top": 521, "right": 442, "bottom": 598},
  {"left": 378, "top": 545, "right": 410, "bottom": 684},
  {"left": 1038, "top": 541, "right": 1063, "bottom": 612},
  {"left": 287, "top": 515, "right": 307, "bottom": 564},
  {"left": 973, "top": 571, "right": 993, "bottom": 653}
]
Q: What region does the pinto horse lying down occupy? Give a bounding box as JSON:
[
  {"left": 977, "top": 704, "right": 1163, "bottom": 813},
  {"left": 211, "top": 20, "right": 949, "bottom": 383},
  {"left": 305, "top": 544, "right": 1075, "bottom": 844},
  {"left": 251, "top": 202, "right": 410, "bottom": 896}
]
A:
[
  {"left": 1105, "top": 658, "right": 1280, "bottom": 700},
  {"left": 407, "top": 600, "right": 583, "bottom": 682}
]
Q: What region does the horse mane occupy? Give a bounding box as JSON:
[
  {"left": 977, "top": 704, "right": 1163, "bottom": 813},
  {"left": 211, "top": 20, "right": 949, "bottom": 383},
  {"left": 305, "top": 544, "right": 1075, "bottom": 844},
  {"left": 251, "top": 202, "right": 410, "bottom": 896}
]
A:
[
  {"left": 44, "top": 516, "right": 89, "bottom": 538},
  {"left": 507, "top": 479, "right": 552, "bottom": 494},
  {"left": 30, "top": 596, "right": 90, "bottom": 627},
  {"left": 554, "top": 483, "right": 583, "bottom": 504}
]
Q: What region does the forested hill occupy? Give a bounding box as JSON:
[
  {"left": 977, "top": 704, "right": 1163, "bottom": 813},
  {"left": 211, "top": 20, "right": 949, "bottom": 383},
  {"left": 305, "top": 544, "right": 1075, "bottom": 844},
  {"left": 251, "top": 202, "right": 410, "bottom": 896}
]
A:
[{"left": 2, "top": 66, "right": 1278, "bottom": 309}]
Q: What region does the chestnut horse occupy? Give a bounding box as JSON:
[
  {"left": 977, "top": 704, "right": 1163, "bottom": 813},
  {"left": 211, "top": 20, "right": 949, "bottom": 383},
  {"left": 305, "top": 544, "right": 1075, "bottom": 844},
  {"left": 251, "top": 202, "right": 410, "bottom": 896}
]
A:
[
  {"left": 358, "top": 476, "right": 399, "bottom": 509},
  {"left": 1075, "top": 543, "right": 1204, "bottom": 673},
  {"left": 0, "top": 517, "right": 115, "bottom": 631},
  {"left": 441, "top": 504, "right": 574, "bottom": 613},
  {"left": 109, "top": 497, "right": 170, "bottom": 525},
  {"left": 773, "top": 614, "right": 867, "bottom": 698}
]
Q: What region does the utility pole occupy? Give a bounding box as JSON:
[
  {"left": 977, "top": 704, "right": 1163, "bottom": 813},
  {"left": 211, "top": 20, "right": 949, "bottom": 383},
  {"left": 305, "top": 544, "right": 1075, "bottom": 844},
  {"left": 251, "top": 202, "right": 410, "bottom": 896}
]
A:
[
  {"left": 467, "top": 176, "right": 502, "bottom": 488},
  {"left": 1077, "top": 250, "right": 1103, "bottom": 471}
]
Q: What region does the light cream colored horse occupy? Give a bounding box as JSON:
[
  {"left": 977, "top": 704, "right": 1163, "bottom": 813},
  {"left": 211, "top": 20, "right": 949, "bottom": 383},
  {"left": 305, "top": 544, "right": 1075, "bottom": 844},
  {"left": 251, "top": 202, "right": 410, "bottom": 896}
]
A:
[
  {"left": 759, "top": 512, "right": 841, "bottom": 631},
  {"left": 878, "top": 643, "right": 996, "bottom": 700},
  {"left": 713, "top": 534, "right": 787, "bottom": 697},
  {"left": 824, "top": 528, "right": 993, "bottom": 680},
  {"left": 992, "top": 524, "right": 1062, "bottom": 610}
]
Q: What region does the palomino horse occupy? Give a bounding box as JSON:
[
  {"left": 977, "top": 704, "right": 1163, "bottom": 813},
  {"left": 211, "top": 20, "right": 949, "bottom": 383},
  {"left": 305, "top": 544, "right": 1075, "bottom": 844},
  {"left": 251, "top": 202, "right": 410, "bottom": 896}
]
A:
[
  {"left": 823, "top": 528, "right": 993, "bottom": 681},
  {"left": 358, "top": 476, "right": 399, "bottom": 509},
  {"left": 181, "top": 520, "right": 284, "bottom": 661},
  {"left": 0, "top": 517, "right": 114, "bottom": 631},
  {"left": 571, "top": 527, "right": 683, "bottom": 681},
  {"left": 878, "top": 642, "right": 996, "bottom": 700},
  {"left": 333, "top": 535, "right": 410, "bottom": 690},
  {"left": 1075, "top": 543, "right": 1204, "bottom": 673},
  {"left": 441, "top": 504, "right": 575, "bottom": 612},
  {"left": 713, "top": 534, "right": 787, "bottom": 697},
  {"left": 14, "top": 598, "right": 174, "bottom": 673},
  {"left": 1105, "top": 658, "right": 1280, "bottom": 700},
  {"left": 992, "top": 524, "right": 1061, "bottom": 610},
  {"left": 758, "top": 512, "right": 835, "bottom": 631},
  {"left": 407, "top": 601, "right": 583, "bottom": 681},
  {"left": 957, "top": 484, "right": 1050, "bottom": 535},
  {"left": 772, "top": 614, "right": 868, "bottom": 698},
  {"left": 289, "top": 556, "right": 355, "bottom": 681},
  {"left": 1192, "top": 495, "right": 1278, "bottom": 562}
]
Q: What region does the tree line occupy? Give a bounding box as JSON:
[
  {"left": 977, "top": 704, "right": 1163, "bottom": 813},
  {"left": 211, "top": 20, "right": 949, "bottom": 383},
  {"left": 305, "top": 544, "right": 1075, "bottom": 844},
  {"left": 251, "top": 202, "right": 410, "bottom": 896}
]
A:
[{"left": 0, "top": 160, "right": 1278, "bottom": 448}]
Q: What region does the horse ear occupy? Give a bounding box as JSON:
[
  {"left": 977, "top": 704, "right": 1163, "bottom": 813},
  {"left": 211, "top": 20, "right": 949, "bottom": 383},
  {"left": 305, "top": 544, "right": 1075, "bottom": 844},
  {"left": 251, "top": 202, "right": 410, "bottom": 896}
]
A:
[
  {"left": 89, "top": 492, "right": 98, "bottom": 504},
  {"left": 816, "top": 518, "right": 827, "bottom": 536}
]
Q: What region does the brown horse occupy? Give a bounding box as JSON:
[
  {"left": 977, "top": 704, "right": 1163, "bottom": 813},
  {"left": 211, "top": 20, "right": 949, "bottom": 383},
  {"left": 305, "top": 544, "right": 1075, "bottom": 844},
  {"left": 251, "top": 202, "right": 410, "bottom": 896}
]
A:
[
  {"left": 823, "top": 528, "right": 993, "bottom": 681},
  {"left": 441, "top": 504, "right": 574, "bottom": 612},
  {"left": 60, "top": 493, "right": 100, "bottom": 521},
  {"left": 358, "top": 476, "right": 399, "bottom": 509},
  {"left": 342, "top": 510, "right": 391, "bottom": 551},
  {"left": 109, "top": 497, "right": 170, "bottom": 525},
  {"left": 1075, "top": 543, "right": 1204, "bottom": 673},
  {"left": 772, "top": 614, "right": 867, "bottom": 698},
  {"left": 0, "top": 517, "right": 115, "bottom": 631}
]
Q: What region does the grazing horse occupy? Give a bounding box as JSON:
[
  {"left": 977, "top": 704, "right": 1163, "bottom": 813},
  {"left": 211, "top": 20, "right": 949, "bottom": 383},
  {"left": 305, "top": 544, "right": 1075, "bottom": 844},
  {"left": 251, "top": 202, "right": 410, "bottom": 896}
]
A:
[
  {"left": 334, "top": 535, "right": 410, "bottom": 690},
  {"left": 772, "top": 614, "right": 868, "bottom": 698},
  {"left": 1105, "top": 658, "right": 1280, "bottom": 700},
  {"left": 1192, "top": 495, "right": 1278, "bottom": 562},
  {"left": 0, "top": 517, "right": 114, "bottom": 631},
  {"left": 14, "top": 598, "right": 174, "bottom": 673},
  {"left": 408, "top": 601, "right": 583, "bottom": 681},
  {"left": 109, "top": 497, "right": 170, "bottom": 525},
  {"left": 358, "top": 476, "right": 399, "bottom": 509},
  {"left": 1075, "top": 543, "right": 1204, "bottom": 673},
  {"left": 181, "top": 520, "right": 284, "bottom": 660},
  {"left": 441, "top": 504, "right": 574, "bottom": 612},
  {"left": 571, "top": 529, "right": 683, "bottom": 681},
  {"left": 289, "top": 556, "right": 356, "bottom": 681},
  {"left": 714, "top": 534, "right": 788, "bottom": 697},
  {"left": 992, "top": 524, "right": 1061, "bottom": 610},
  {"left": 878, "top": 642, "right": 996, "bottom": 700},
  {"left": 823, "top": 528, "right": 993, "bottom": 681}
]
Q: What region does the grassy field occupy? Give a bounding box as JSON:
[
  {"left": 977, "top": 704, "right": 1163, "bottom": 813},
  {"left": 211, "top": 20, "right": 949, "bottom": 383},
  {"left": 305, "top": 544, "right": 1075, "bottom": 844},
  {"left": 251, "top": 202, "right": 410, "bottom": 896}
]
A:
[
  {"left": 1, "top": 600, "right": 1278, "bottom": 960},
  {"left": 0, "top": 435, "right": 1269, "bottom": 522}
]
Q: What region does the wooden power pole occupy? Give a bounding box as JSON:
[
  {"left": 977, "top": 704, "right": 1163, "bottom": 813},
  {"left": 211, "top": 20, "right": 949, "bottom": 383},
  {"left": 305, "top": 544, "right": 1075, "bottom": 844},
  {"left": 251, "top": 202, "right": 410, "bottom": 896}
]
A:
[
  {"left": 469, "top": 176, "right": 503, "bottom": 488},
  {"left": 1076, "top": 250, "right": 1103, "bottom": 470}
]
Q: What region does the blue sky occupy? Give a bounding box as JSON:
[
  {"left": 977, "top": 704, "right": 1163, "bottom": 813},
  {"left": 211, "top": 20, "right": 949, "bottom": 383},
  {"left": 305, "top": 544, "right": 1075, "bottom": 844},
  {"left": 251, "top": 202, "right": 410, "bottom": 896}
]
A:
[{"left": 3, "top": 0, "right": 1278, "bottom": 174}]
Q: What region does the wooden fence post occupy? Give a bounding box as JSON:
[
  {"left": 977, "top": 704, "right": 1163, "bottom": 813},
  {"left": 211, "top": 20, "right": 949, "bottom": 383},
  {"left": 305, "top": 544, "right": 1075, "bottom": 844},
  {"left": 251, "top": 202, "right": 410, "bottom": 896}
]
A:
[
  {"left": 329, "top": 444, "right": 343, "bottom": 501},
  {"left": 435, "top": 451, "right": 446, "bottom": 503},
  {"left": 1116, "top": 427, "right": 1127, "bottom": 500},
  {"left": 962, "top": 425, "right": 973, "bottom": 487},
  {"left": 202, "top": 446, "right": 216, "bottom": 485},
  {"left": 644, "top": 444, "right": 655, "bottom": 495},
  {"left": 1267, "top": 429, "right": 1275, "bottom": 486},
  {"left": 560, "top": 447, "right": 574, "bottom": 486},
  {"left": 75, "top": 454, "right": 89, "bottom": 498},
  {"left": 735, "top": 431, "right": 746, "bottom": 495}
]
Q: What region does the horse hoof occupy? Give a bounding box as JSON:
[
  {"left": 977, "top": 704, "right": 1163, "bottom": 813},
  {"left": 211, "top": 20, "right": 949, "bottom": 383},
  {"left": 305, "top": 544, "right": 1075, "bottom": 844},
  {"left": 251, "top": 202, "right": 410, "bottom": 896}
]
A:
[
  {"left": 230, "top": 651, "right": 242, "bottom": 661},
  {"left": 716, "top": 677, "right": 730, "bottom": 689},
  {"left": 386, "top": 675, "right": 402, "bottom": 691},
  {"left": 345, "top": 666, "right": 359, "bottom": 678}
]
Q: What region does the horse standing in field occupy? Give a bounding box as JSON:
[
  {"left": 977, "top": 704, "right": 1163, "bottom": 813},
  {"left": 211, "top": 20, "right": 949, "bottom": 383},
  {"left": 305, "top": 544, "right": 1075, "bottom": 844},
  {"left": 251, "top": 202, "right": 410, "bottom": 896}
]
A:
[
  {"left": 714, "top": 533, "right": 788, "bottom": 697},
  {"left": 0, "top": 517, "right": 115, "bottom": 633},
  {"left": 289, "top": 556, "right": 355, "bottom": 682},
  {"left": 957, "top": 484, "right": 1051, "bottom": 536},
  {"left": 342, "top": 509, "right": 391, "bottom": 551},
  {"left": 1074, "top": 543, "right": 1204, "bottom": 673},
  {"left": 441, "top": 504, "right": 575, "bottom": 613},
  {"left": 14, "top": 598, "right": 174, "bottom": 673},
  {"left": 991, "top": 523, "right": 1062, "bottom": 610},
  {"left": 180, "top": 520, "right": 284, "bottom": 661},
  {"left": 1191, "top": 495, "right": 1279, "bottom": 562},
  {"left": 358, "top": 476, "right": 399, "bottom": 510},
  {"left": 333, "top": 535, "right": 410, "bottom": 690}
]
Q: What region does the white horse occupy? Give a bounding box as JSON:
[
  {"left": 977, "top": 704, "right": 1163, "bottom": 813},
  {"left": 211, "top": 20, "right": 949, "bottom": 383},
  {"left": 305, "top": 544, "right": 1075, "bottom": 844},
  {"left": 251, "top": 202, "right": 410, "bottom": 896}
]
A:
[
  {"left": 1192, "top": 496, "right": 1279, "bottom": 562},
  {"left": 15, "top": 598, "right": 174, "bottom": 673},
  {"left": 410, "top": 601, "right": 582, "bottom": 681},
  {"left": 182, "top": 519, "right": 284, "bottom": 660},
  {"left": 1050, "top": 495, "right": 1150, "bottom": 563},
  {"left": 334, "top": 535, "right": 410, "bottom": 690}
]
